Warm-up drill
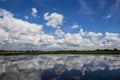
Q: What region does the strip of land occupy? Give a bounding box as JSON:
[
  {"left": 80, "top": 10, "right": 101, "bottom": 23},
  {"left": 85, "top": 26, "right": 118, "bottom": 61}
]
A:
[{"left": 0, "top": 50, "right": 120, "bottom": 55}]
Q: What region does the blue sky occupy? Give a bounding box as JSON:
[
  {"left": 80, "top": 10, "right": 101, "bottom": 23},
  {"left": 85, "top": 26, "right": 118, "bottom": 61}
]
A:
[{"left": 0, "top": 0, "right": 120, "bottom": 50}]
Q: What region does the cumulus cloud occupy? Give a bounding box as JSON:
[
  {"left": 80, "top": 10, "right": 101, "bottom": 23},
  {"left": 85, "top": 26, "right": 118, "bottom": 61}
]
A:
[
  {"left": 64, "top": 33, "right": 83, "bottom": 47},
  {"left": 0, "top": 10, "right": 43, "bottom": 45},
  {"left": 55, "top": 29, "right": 65, "bottom": 37},
  {"left": 0, "top": 8, "right": 54, "bottom": 50},
  {"left": 79, "top": 28, "right": 87, "bottom": 36},
  {"left": 87, "top": 32, "right": 103, "bottom": 38},
  {"left": 31, "top": 8, "right": 38, "bottom": 17},
  {"left": 104, "top": 32, "right": 119, "bottom": 44},
  {"left": 0, "top": 8, "right": 120, "bottom": 50},
  {"left": 0, "top": 8, "right": 13, "bottom": 18},
  {"left": 99, "top": 32, "right": 120, "bottom": 49},
  {"left": 44, "top": 12, "right": 64, "bottom": 28}
]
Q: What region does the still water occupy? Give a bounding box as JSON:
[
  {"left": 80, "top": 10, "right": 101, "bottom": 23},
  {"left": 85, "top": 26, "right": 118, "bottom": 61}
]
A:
[{"left": 0, "top": 54, "right": 120, "bottom": 80}]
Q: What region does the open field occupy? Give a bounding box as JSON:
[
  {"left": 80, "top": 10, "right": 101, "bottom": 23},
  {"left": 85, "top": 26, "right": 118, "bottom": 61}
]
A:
[{"left": 0, "top": 50, "right": 120, "bottom": 55}]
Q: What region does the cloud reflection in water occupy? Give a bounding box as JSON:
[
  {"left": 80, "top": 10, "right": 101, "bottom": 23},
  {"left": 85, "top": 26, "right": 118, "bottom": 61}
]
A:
[{"left": 0, "top": 54, "right": 120, "bottom": 80}]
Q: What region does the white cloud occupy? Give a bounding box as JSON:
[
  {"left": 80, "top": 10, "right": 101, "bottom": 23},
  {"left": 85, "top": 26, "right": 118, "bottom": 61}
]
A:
[
  {"left": 0, "top": 16, "right": 43, "bottom": 46},
  {"left": 100, "top": 32, "right": 120, "bottom": 49},
  {"left": 0, "top": 28, "right": 8, "bottom": 44},
  {"left": 105, "top": 32, "right": 119, "bottom": 37},
  {"left": 24, "top": 16, "right": 29, "bottom": 19},
  {"left": 79, "top": 28, "right": 87, "bottom": 36},
  {"left": 0, "top": 8, "right": 120, "bottom": 50},
  {"left": 0, "top": 8, "right": 13, "bottom": 18},
  {"left": 106, "top": 15, "right": 111, "bottom": 18},
  {"left": 55, "top": 29, "right": 65, "bottom": 37},
  {"left": 31, "top": 8, "right": 37, "bottom": 17},
  {"left": 71, "top": 24, "right": 79, "bottom": 29},
  {"left": 103, "top": 14, "right": 111, "bottom": 19},
  {"left": 64, "top": 33, "right": 83, "bottom": 46},
  {"left": 87, "top": 32, "right": 103, "bottom": 38},
  {"left": 104, "top": 32, "right": 119, "bottom": 43},
  {"left": 44, "top": 12, "right": 64, "bottom": 28},
  {"left": 0, "top": 9, "right": 47, "bottom": 48}
]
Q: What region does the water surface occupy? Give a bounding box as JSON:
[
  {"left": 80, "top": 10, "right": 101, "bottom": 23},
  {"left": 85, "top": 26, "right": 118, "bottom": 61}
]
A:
[{"left": 0, "top": 54, "right": 120, "bottom": 80}]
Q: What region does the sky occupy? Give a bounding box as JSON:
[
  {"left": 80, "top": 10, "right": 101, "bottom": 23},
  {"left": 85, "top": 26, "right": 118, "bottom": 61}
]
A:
[{"left": 0, "top": 0, "right": 120, "bottom": 50}]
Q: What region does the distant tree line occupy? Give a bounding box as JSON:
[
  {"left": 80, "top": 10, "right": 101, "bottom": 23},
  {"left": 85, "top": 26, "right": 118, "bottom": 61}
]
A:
[
  {"left": 96, "top": 48, "right": 118, "bottom": 51},
  {"left": 0, "top": 48, "right": 119, "bottom": 52}
]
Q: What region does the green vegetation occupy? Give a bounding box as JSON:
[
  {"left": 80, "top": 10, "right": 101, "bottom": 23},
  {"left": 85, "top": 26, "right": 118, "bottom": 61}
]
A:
[{"left": 0, "top": 49, "right": 120, "bottom": 55}]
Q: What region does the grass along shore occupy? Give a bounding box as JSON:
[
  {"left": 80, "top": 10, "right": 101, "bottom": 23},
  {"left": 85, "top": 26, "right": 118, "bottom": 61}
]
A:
[{"left": 0, "top": 50, "right": 120, "bottom": 55}]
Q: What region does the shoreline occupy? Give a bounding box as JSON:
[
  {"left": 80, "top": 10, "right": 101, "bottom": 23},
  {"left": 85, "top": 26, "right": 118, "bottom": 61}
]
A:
[{"left": 0, "top": 50, "right": 120, "bottom": 55}]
